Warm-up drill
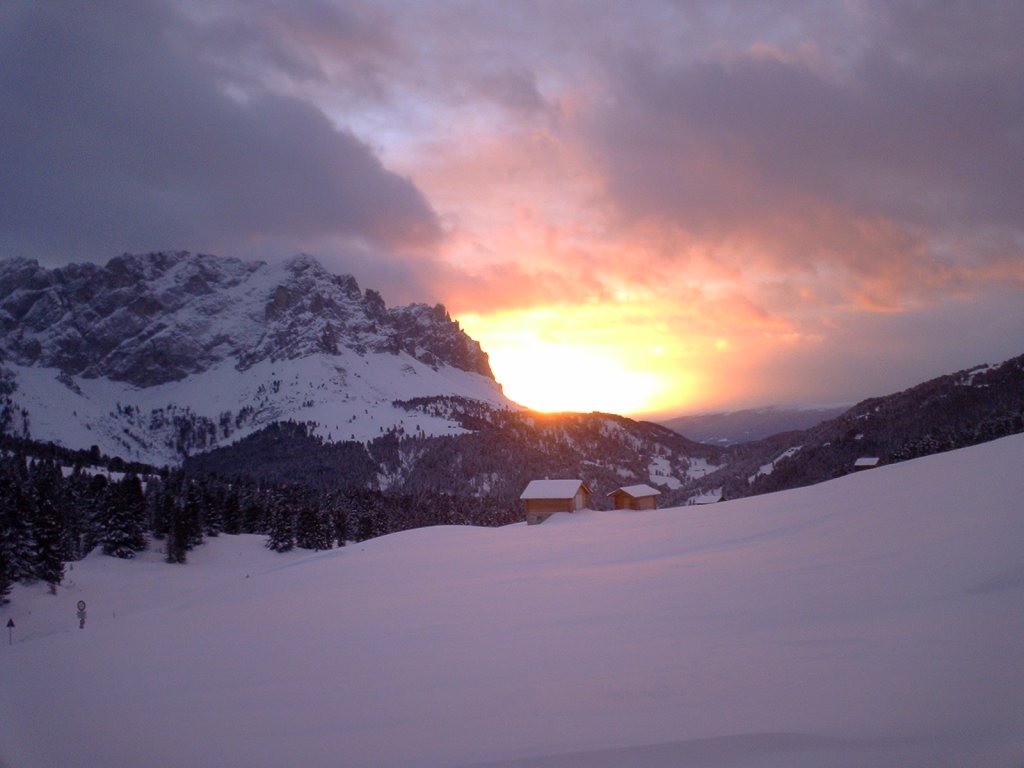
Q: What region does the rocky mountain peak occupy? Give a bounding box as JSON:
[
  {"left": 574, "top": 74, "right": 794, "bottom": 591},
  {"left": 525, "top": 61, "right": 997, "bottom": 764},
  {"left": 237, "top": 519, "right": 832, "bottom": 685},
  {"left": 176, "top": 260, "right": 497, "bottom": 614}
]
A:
[{"left": 0, "top": 251, "right": 493, "bottom": 386}]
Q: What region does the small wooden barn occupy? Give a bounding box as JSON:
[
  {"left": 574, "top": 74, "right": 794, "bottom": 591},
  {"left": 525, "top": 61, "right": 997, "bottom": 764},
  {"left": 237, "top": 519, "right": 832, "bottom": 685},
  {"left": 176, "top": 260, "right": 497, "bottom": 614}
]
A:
[
  {"left": 607, "top": 484, "right": 661, "bottom": 511},
  {"left": 520, "top": 479, "right": 592, "bottom": 525},
  {"left": 854, "top": 457, "right": 880, "bottom": 471}
]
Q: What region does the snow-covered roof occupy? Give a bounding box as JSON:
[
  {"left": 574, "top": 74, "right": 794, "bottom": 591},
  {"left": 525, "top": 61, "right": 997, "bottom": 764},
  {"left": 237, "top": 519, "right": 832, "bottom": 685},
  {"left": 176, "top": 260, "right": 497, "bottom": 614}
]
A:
[
  {"left": 854, "top": 457, "right": 880, "bottom": 468},
  {"left": 607, "top": 484, "right": 661, "bottom": 498},
  {"left": 520, "top": 479, "right": 588, "bottom": 500}
]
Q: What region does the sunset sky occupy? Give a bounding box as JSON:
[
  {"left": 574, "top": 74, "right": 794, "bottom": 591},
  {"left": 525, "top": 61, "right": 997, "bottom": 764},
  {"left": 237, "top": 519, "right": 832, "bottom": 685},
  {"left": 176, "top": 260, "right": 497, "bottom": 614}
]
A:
[{"left": 2, "top": 1, "right": 1022, "bottom": 416}]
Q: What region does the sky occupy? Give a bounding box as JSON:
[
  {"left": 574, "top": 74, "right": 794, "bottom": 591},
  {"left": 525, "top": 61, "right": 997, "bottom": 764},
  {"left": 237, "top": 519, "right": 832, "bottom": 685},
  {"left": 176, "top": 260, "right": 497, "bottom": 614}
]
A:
[{"left": 2, "top": 1, "right": 1022, "bottom": 417}]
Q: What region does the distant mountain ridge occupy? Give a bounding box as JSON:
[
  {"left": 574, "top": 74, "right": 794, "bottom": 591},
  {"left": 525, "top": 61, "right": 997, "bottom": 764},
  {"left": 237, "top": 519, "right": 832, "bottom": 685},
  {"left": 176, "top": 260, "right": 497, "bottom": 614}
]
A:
[
  {"left": 661, "top": 405, "right": 850, "bottom": 445},
  {"left": 687, "top": 354, "right": 1024, "bottom": 502},
  {"left": 0, "top": 251, "right": 492, "bottom": 386}
]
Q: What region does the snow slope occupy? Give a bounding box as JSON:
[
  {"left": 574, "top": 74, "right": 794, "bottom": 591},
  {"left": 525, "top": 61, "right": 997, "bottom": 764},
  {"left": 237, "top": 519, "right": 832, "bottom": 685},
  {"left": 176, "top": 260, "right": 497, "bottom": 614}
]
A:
[
  {"left": 6, "top": 352, "right": 510, "bottom": 465},
  {"left": 3, "top": 435, "right": 1024, "bottom": 767},
  {"left": 0, "top": 252, "right": 511, "bottom": 465}
]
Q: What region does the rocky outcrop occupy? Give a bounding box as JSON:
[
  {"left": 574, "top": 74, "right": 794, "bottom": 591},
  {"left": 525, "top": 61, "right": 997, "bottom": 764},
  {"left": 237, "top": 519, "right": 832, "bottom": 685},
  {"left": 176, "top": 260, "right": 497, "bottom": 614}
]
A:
[{"left": 0, "top": 252, "right": 492, "bottom": 386}]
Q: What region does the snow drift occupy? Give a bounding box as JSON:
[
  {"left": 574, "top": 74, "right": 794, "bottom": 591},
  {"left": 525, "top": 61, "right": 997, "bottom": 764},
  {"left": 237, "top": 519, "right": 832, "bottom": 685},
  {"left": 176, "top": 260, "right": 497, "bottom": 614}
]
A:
[{"left": 2, "top": 434, "right": 1023, "bottom": 767}]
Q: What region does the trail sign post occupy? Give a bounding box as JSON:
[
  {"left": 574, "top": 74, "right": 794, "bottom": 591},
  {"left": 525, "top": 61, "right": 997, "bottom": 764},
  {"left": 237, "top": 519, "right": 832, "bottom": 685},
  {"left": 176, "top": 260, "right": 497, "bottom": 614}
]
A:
[
  {"left": 6, "top": 618, "right": 13, "bottom": 645},
  {"left": 77, "top": 600, "right": 87, "bottom": 629}
]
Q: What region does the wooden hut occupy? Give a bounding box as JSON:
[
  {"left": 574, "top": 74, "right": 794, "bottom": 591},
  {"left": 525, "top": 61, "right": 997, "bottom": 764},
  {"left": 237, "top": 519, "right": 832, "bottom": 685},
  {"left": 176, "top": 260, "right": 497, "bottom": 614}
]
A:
[
  {"left": 520, "top": 479, "right": 592, "bottom": 525},
  {"left": 607, "top": 484, "right": 661, "bottom": 511}
]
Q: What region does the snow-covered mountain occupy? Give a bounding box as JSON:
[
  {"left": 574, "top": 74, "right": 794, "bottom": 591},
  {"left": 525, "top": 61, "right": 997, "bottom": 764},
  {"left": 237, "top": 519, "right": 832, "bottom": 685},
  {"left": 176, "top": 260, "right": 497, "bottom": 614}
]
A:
[
  {"left": 0, "top": 252, "right": 727, "bottom": 497},
  {"left": 4, "top": 434, "right": 1023, "bottom": 767},
  {"left": 661, "top": 404, "right": 850, "bottom": 446},
  {"left": 0, "top": 251, "right": 492, "bottom": 384},
  {"left": 0, "top": 252, "right": 510, "bottom": 464},
  {"left": 3, "top": 252, "right": 1019, "bottom": 503}
]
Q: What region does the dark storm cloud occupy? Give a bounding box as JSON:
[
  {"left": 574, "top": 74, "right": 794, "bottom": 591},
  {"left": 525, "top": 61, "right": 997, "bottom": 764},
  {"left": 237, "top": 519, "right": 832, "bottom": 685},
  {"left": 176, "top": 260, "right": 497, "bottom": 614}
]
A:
[
  {"left": 194, "top": 0, "right": 401, "bottom": 102},
  {"left": 585, "top": 2, "right": 1024, "bottom": 301},
  {"left": 0, "top": 1, "right": 439, "bottom": 264}
]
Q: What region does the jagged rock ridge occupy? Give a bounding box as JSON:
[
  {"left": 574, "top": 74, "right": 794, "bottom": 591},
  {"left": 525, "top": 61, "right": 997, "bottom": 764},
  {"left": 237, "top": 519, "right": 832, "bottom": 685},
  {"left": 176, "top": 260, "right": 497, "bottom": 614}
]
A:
[{"left": 0, "top": 251, "right": 492, "bottom": 387}]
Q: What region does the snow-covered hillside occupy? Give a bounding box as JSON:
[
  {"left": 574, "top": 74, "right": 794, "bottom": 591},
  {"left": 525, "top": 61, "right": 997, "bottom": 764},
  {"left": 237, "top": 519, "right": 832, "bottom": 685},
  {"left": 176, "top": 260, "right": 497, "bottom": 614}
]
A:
[
  {"left": 4, "top": 353, "right": 508, "bottom": 466},
  {"left": 0, "top": 252, "right": 512, "bottom": 464},
  {"left": 3, "top": 434, "right": 1022, "bottom": 767}
]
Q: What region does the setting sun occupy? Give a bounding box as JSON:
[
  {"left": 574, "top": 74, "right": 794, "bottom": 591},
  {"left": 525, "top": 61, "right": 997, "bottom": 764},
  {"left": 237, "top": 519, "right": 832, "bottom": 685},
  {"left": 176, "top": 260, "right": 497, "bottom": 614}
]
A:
[
  {"left": 485, "top": 339, "right": 659, "bottom": 414},
  {"left": 458, "top": 305, "right": 697, "bottom": 415}
]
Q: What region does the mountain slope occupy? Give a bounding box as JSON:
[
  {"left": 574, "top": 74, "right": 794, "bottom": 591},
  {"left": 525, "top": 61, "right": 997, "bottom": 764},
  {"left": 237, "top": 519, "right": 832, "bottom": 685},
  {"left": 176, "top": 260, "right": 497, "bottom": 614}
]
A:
[
  {"left": 661, "top": 405, "right": 849, "bottom": 445},
  {"left": 184, "top": 398, "right": 725, "bottom": 502},
  {"left": 691, "top": 353, "right": 1024, "bottom": 502},
  {"left": 0, "top": 251, "right": 492, "bottom": 384},
  {"left": 0, "top": 252, "right": 508, "bottom": 464},
  {"left": 4, "top": 434, "right": 1023, "bottom": 768}
]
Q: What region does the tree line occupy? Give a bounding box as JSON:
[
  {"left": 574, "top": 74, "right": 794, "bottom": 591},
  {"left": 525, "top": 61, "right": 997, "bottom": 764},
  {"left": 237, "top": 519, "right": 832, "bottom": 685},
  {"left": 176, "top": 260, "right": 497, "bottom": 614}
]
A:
[{"left": 0, "top": 449, "right": 520, "bottom": 605}]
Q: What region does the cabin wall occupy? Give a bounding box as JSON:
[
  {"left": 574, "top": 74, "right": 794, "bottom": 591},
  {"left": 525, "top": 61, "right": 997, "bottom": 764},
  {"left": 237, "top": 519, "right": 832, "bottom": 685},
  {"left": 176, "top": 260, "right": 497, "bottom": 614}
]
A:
[
  {"left": 525, "top": 498, "right": 574, "bottom": 515},
  {"left": 633, "top": 495, "right": 657, "bottom": 510},
  {"left": 610, "top": 493, "right": 658, "bottom": 510},
  {"left": 524, "top": 493, "right": 592, "bottom": 525}
]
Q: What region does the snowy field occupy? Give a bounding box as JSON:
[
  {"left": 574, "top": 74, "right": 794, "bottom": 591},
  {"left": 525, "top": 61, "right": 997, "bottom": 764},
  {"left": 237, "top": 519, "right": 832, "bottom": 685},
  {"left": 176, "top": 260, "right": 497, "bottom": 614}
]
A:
[{"left": 3, "top": 435, "right": 1024, "bottom": 767}]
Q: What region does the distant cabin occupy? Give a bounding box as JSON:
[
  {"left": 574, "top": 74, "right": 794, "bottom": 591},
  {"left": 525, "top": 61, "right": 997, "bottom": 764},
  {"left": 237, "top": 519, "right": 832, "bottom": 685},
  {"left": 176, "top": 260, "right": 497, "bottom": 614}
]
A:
[
  {"left": 854, "top": 457, "right": 880, "bottom": 471},
  {"left": 520, "top": 479, "right": 592, "bottom": 525},
  {"left": 607, "top": 484, "right": 661, "bottom": 511}
]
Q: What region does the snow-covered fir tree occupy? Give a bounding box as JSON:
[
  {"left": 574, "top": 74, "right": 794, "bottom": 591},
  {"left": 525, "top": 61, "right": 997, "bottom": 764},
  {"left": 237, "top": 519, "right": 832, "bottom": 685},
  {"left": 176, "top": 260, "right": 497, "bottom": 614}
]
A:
[
  {"left": 99, "top": 474, "right": 147, "bottom": 559},
  {"left": 266, "top": 502, "right": 295, "bottom": 552},
  {"left": 30, "top": 496, "right": 64, "bottom": 593}
]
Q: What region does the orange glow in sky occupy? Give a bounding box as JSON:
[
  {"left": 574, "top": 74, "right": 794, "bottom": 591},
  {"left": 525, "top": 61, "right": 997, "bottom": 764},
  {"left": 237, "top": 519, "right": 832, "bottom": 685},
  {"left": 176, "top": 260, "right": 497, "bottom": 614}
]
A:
[
  {"left": 4, "top": 3, "right": 1022, "bottom": 418},
  {"left": 458, "top": 305, "right": 702, "bottom": 415}
]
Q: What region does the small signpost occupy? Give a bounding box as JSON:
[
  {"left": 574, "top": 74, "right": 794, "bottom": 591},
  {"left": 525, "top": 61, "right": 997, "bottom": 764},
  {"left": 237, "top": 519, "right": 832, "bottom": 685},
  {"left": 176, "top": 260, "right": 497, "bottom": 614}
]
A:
[
  {"left": 77, "top": 600, "right": 87, "bottom": 629},
  {"left": 6, "top": 618, "right": 13, "bottom": 645}
]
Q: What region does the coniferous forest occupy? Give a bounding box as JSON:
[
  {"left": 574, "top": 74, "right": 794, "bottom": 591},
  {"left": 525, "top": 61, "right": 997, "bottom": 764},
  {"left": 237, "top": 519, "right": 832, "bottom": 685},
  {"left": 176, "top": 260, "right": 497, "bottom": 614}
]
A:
[{"left": 0, "top": 435, "right": 519, "bottom": 605}]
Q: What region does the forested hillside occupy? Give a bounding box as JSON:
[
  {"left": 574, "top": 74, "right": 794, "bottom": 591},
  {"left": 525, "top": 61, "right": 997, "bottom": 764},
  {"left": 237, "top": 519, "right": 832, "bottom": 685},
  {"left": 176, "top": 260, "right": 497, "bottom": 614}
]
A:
[
  {"left": 183, "top": 397, "right": 723, "bottom": 504},
  {"left": 690, "top": 354, "right": 1024, "bottom": 501}
]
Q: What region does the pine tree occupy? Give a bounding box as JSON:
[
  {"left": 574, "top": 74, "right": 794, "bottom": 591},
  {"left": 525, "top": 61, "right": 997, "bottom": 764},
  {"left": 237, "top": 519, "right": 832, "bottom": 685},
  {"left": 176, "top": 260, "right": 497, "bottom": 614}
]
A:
[
  {"left": 61, "top": 468, "right": 90, "bottom": 561},
  {"left": 328, "top": 495, "right": 349, "bottom": 546},
  {"left": 31, "top": 496, "right": 64, "bottom": 594},
  {"left": 166, "top": 500, "right": 189, "bottom": 565},
  {"left": 200, "top": 478, "right": 224, "bottom": 537},
  {"left": 149, "top": 473, "right": 179, "bottom": 541},
  {"left": 181, "top": 483, "right": 204, "bottom": 550},
  {"left": 241, "top": 485, "right": 268, "bottom": 534},
  {"left": 100, "top": 475, "right": 147, "bottom": 558},
  {"left": 295, "top": 501, "right": 332, "bottom": 551},
  {"left": 82, "top": 473, "right": 110, "bottom": 554},
  {"left": 265, "top": 497, "right": 295, "bottom": 552},
  {"left": 222, "top": 487, "right": 242, "bottom": 535},
  {"left": 0, "top": 497, "right": 16, "bottom": 603},
  {"left": 28, "top": 459, "right": 66, "bottom": 593},
  {"left": 0, "top": 556, "right": 11, "bottom": 604},
  {"left": 144, "top": 474, "right": 162, "bottom": 535},
  {"left": 0, "top": 455, "right": 34, "bottom": 581}
]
